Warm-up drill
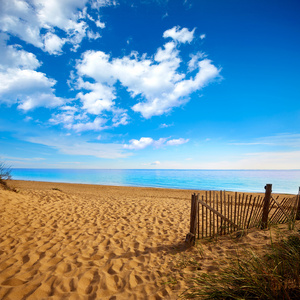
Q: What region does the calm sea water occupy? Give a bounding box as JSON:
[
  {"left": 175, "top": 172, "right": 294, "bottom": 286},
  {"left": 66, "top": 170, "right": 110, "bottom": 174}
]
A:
[{"left": 11, "top": 169, "right": 300, "bottom": 194}]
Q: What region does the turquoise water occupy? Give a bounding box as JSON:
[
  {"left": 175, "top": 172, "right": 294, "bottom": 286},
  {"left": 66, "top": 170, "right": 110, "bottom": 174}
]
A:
[{"left": 11, "top": 169, "right": 300, "bottom": 194}]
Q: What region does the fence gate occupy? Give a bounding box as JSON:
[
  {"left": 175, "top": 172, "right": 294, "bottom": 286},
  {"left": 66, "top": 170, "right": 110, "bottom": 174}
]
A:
[{"left": 186, "top": 184, "right": 300, "bottom": 246}]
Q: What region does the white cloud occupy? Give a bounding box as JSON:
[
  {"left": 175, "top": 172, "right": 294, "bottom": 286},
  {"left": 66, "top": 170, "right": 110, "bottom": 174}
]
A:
[
  {"left": 124, "top": 137, "right": 154, "bottom": 150},
  {"left": 154, "top": 138, "right": 168, "bottom": 148},
  {"left": 76, "top": 82, "right": 116, "bottom": 115},
  {"left": 132, "top": 58, "right": 220, "bottom": 118},
  {"left": 75, "top": 27, "right": 221, "bottom": 119},
  {"left": 91, "top": 0, "right": 116, "bottom": 10},
  {"left": 0, "top": 69, "right": 64, "bottom": 110},
  {"left": 49, "top": 105, "right": 128, "bottom": 132},
  {"left": 0, "top": 0, "right": 113, "bottom": 54},
  {"left": 96, "top": 20, "right": 106, "bottom": 28},
  {"left": 124, "top": 136, "right": 188, "bottom": 150},
  {"left": 43, "top": 32, "right": 65, "bottom": 55},
  {"left": 200, "top": 34, "right": 206, "bottom": 40},
  {"left": 87, "top": 30, "right": 101, "bottom": 40},
  {"left": 0, "top": 29, "right": 65, "bottom": 111},
  {"left": 188, "top": 52, "right": 206, "bottom": 72},
  {"left": 166, "top": 138, "right": 189, "bottom": 146},
  {"left": 111, "top": 108, "right": 129, "bottom": 127},
  {"left": 159, "top": 123, "right": 174, "bottom": 128},
  {"left": 0, "top": 33, "right": 40, "bottom": 70},
  {"left": 18, "top": 92, "right": 64, "bottom": 111},
  {"left": 50, "top": 107, "right": 88, "bottom": 130},
  {"left": 71, "top": 117, "right": 107, "bottom": 132},
  {"left": 163, "top": 26, "right": 195, "bottom": 43}
]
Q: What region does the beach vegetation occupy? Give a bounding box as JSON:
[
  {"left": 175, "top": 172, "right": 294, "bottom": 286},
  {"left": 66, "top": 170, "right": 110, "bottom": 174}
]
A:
[
  {"left": 0, "top": 162, "right": 12, "bottom": 186},
  {"left": 182, "top": 234, "right": 300, "bottom": 299},
  {"left": 0, "top": 162, "right": 17, "bottom": 192},
  {"left": 51, "top": 187, "right": 63, "bottom": 192}
]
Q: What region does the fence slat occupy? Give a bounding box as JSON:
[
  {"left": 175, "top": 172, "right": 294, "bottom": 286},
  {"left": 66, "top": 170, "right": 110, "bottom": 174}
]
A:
[
  {"left": 205, "top": 192, "right": 208, "bottom": 237},
  {"left": 277, "top": 197, "right": 295, "bottom": 224},
  {"left": 197, "top": 193, "right": 200, "bottom": 239},
  {"left": 241, "top": 194, "right": 247, "bottom": 228},
  {"left": 270, "top": 197, "right": 288, "bottom": 224},
  {"left": 197, "top": 198, "right": 241, "bottom": 229},
  {"left": 220, "top": 191, "right": 223, "bottom": 235},
  {"left": 244, "top": 195, "right": 252, "bottom": 229},
  {"left": 247, "top": 196, "right": 257, "bottom": 229},
  {"left": 234, "top": 192, "right": 237, "bottom": 232},
  {"left": 227, "top": 194, "right": 230, "bottom": 234},
  {"left": 216, "top": 193, "right": 219, "bottom": 236},
  {"left": 270, "top": 196, "right": 290, "bottom": 220},
  {"left": 213, "top": 191, "right": 215, "bottom": 236},
  {"left": 296, "top": 187, "right": 300, "bottom": 220},
  {"left": 202, "top": 195, "right": 204, "bottom": 238},
  {"left": 230, "top": 195, "right": 233, "bottom": 233},
  {"left": 250, "top": 196, "right": 264, "bottom": 228}
]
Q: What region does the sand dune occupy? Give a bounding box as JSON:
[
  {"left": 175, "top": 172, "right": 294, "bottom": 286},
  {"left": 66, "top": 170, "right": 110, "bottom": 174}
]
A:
[{"left": 0, "top": 181, "right": 298, "bottom": 299}]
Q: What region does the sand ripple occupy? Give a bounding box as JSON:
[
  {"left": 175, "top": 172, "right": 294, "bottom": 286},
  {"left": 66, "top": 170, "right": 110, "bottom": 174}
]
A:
[{"left": 0, "top": 183, "right": 191, "bottom": 299}]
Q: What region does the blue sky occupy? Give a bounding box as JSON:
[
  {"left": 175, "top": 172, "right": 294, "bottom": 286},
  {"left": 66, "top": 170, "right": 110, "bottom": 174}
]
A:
[{"left": 0, "top": 0, "right": 299, "bottom": 169}]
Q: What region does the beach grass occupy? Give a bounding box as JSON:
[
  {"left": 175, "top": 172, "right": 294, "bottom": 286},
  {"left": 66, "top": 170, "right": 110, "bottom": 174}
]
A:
[
  {"left": 0, "top": 162, "right": 18, "bottom": 192},
  {"left": 182, "top": 233, "right": 300, "bottom": 299}
]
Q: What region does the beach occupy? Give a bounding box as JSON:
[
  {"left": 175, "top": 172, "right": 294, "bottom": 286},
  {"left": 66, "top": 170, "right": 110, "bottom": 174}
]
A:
[{"left": 0, "top": 180, "right": 299, "bottom": 299}]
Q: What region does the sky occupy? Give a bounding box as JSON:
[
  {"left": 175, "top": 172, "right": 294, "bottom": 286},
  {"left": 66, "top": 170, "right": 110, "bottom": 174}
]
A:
[{"left": 0, "top": 0, "right": 299, "bottom": 169}]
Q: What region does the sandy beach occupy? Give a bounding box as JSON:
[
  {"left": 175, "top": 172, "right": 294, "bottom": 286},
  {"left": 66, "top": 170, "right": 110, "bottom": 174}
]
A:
[{"left": 0, "top": 180, "right": 299, "bottom": 299}]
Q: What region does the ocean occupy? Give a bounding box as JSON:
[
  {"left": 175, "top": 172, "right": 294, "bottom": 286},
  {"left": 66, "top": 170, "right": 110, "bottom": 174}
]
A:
[{"left": 11, "top": 169, "right": 300, "bottom": 194}]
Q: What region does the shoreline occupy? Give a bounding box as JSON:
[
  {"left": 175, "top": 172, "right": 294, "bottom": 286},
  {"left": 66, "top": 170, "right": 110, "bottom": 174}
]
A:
[{"left": 9, "top": 179, "right": 296, "bottom": 196}]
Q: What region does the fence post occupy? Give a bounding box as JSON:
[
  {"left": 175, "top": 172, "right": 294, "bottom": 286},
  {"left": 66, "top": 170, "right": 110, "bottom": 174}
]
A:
[
  {"left": 296, "top": 187, "right": 300, "bottom": 220},
  {"left": 261, "top": 184, "right": 272, "bottom": 229},
  {"left": 186, "top": 193, "right": 198, "bottom": 246}
]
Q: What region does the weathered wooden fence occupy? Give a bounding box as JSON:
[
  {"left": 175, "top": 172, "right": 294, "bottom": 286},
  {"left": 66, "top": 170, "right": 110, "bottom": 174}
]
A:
[{"left": 186, "top": 184, "right": 300, "bottom": 245}]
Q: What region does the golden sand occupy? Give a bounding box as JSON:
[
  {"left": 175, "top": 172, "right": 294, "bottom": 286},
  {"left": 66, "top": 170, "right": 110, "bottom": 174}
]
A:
[{"left": 0, "top": 180, "right": 298, "bottom": 299}]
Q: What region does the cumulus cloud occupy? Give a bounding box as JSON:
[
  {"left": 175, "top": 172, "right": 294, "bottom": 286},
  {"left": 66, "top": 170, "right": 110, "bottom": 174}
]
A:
[
  {"left": 77, "top": 82, "right": 116, "bottom": 115},
  {"left": 163, "top": 26, "right": 195, "bottom": 43},
  {"left": 0, "top": 33, "right": 65, "bottom": 110},
  {"left": 123, "top": 137, "right": 189, "bottom": 150},
  {"left": 75, "top": 26, "right": 221, "bottom": 119},
  {"left": 124, "top": 137, "right": 155, "bottom": 150},
  {"left": 0, "top": 0, "right": 112, "bottom": 54},
  {"left": 43, "top": 32, "right": 65, "bottom": 55},
  {"left": 0, "top": 33, "right": 40, "bottom": 70},
  {"left": 0, "top": 68, "right": 64, "bottom": 110}
]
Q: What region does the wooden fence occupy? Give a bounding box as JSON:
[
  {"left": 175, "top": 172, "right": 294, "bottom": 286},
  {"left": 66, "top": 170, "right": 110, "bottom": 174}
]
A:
[{"left": 186, "top": 184, "right": 300, "bottom": 246}]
